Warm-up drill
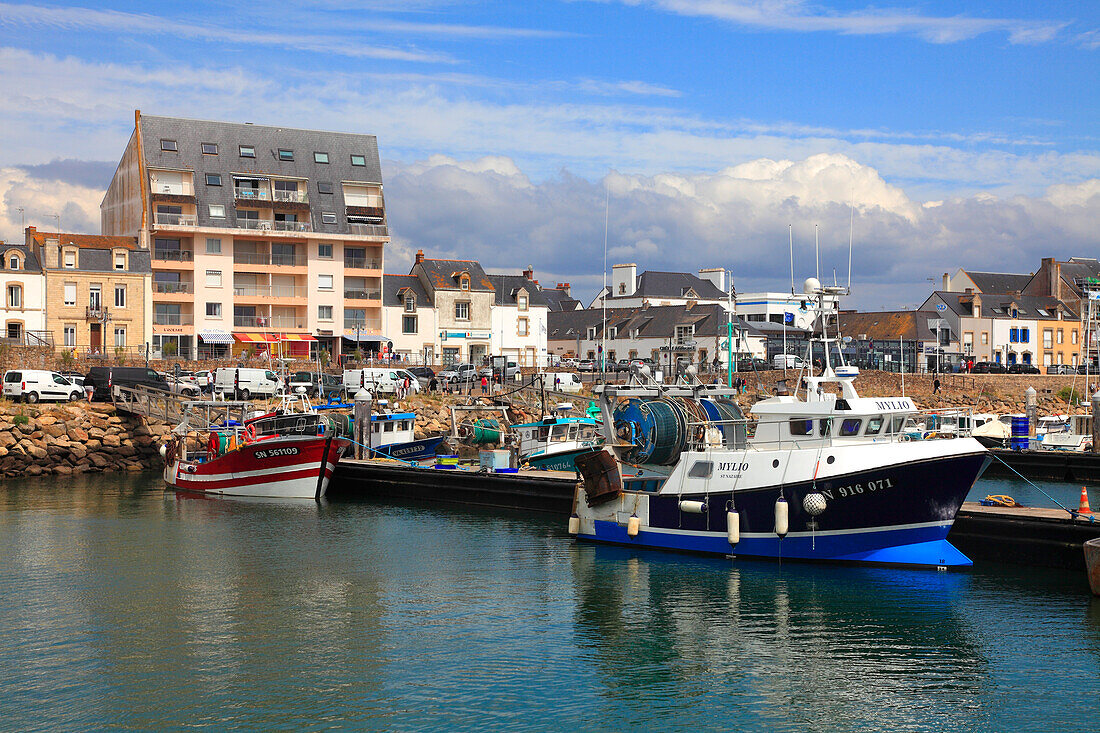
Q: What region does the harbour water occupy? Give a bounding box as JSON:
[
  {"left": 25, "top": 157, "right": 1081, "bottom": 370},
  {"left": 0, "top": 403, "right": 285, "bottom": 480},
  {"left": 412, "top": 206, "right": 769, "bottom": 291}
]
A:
[{"left": 1, "top": 472, "right": 1098, "bottom": 731}]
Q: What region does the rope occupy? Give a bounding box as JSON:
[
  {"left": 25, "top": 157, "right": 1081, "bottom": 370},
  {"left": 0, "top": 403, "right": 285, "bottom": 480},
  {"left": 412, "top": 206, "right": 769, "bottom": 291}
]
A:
[
  {"left": 343, "top": 436, "right": 424, "bottom": 467},
  {"left": 987, "top": 451, "right": 1093, "bottom": 520}
]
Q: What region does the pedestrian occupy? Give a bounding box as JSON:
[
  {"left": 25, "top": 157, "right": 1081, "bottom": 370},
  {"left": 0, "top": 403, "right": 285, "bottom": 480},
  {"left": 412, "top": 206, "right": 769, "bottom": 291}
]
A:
[
  {"left": 429, "top": 376, "right": 439, "bottom": 393},
  {"left": 480, "top": 375, "right": 488, "bottom": 394},
  {"left": 403, "top": 375, "right": 411, "bottom": 397},
  {"left": 933, "top": 377, "right": 941, "bottom": 394}
]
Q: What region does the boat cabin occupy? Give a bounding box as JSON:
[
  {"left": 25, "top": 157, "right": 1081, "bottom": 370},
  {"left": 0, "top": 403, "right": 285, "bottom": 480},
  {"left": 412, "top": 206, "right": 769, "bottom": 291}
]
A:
[{"left": 513, "top": 417, "right": 599, "bottom": 458}]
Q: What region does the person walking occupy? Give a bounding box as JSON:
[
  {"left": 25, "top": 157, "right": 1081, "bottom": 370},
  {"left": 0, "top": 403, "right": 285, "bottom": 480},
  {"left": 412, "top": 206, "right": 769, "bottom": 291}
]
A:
[
  {"left": 480, "top": 375, "right": 488, "bottom": 394},
  {"left": 933, "top": 377, "right": 941, "bottom": 394}
]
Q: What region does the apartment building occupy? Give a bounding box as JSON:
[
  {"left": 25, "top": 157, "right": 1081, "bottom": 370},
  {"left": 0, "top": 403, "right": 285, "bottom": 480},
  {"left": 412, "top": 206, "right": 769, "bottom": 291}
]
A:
[
  {"left": 487, "top": 268, "right": 549, "bottom": 367},
  {"left": 0, "top": 243, "right": 46, "bottom": 344},
  {"left": 24, "top": 228, "right": 150, "bottom": 353},
  {"left": 101, "top": 111, "right": 387, "bottom": 359}
]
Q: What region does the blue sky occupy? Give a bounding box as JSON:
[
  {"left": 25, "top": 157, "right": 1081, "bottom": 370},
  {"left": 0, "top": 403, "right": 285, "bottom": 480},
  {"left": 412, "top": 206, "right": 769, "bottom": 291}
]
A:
[{"left": 1, "top": 0, "right": 1099, "bottom": 308}]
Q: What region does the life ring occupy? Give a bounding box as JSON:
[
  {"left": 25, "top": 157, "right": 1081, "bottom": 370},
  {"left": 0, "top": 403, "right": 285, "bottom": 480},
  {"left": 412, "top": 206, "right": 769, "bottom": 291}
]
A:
[{"left": 245, "top": 424, "right": 257, "bottom": 442}]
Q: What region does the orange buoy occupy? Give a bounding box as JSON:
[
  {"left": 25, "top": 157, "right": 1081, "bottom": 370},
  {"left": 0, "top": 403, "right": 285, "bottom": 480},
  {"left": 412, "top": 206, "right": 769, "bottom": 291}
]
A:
[{"left": 1078, "top": 487, "right": 1093, "bottom": 515}]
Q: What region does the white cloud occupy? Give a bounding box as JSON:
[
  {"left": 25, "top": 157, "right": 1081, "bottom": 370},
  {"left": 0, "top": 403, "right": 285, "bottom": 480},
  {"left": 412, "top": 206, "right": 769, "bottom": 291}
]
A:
[
  {"left": 0, "top": 166, "right": 103, "bottom": 243},
  {"left": 607, "top": 0, "right": 1072, "bottom": 45}
]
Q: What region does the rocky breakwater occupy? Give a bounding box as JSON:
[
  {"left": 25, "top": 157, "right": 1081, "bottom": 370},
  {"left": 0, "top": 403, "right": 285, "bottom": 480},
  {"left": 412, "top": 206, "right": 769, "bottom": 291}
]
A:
[{"left": 0, "top": 401, "right": 175, "bottom": 478}]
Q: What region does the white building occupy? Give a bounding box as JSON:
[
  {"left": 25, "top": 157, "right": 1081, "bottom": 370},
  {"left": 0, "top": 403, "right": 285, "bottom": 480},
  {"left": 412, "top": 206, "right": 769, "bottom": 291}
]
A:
[
  {"left": 591, "top": 264, "right": 731, "bottom": 309},
  {"left": 488, "top": 270, "right": 549, "bottom": 366},
  {"left": 0, "top": 244, "right": 47, "bottom": 343}
]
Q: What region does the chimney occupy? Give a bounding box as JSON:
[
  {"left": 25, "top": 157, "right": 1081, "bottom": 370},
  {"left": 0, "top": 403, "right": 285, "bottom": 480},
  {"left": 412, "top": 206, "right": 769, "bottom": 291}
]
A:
[
  {"left": 964, "top": 287, "right": 973, "bottom": 295},
  {"left": 415, "top": 249, "right": 424, "bottom": 265},
  {"left": 1053, "top": 261, "right": 1062, "bottom": 300},
  {"left": 556, "top": 282, "right": 571, "bottom": 296},
  {"left": 942, "top": 272, "right": 949, "bottom": 289},
  {"left": 698, "top": 267, "right": 727, "bottom": 294},
  {"left": 612, "top": 263, "right": 637, "bottom": 297},
  {"left": 522, "top": 264, "right": 534, "bottom": 281}
]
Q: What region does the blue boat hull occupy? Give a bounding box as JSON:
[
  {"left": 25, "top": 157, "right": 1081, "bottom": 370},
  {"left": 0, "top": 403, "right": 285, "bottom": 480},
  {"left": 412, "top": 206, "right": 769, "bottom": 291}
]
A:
[
  {"left": 373, "top": 435, "right": 446, "bottom": 461},
  {"left": 578, "top": 452, "right": 990, "bottom": 568},
  {"left": 528, "top": 446, "right": 598, "bottom": 472}
]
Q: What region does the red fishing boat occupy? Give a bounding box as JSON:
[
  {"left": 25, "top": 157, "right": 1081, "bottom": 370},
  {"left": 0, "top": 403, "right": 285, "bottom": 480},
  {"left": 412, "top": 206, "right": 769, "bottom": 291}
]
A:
[{"left": 163, "top": 405, "right": 349, "bottom": 500}]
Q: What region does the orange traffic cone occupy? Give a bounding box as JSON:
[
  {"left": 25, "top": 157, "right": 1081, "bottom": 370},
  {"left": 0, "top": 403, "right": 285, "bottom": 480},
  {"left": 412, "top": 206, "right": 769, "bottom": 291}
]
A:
[{"left": 1079, "top": 487, "right": 1093, "bottom": 515}]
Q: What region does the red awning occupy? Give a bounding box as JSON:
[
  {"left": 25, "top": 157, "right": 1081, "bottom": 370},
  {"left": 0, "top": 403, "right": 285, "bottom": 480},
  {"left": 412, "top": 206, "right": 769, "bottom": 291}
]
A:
[
  {"left": 233, "top": 332, "right": 280, "bottom": 343},
  {"left": 279, "top": 334, "right": 317, "bottom": 342}
]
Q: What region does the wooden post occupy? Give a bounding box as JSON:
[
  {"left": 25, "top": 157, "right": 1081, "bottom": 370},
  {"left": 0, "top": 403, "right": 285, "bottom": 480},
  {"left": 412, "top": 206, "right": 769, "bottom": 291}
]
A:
[
  {"left": 353, "top": 388, "right": 371, "bottom": 460},
  {"left": 1092, "top": 390, "right": 1100, "bottom": 454},
  {"left": 1026, "top": 387, "right": 1037, "bottom": 445}
]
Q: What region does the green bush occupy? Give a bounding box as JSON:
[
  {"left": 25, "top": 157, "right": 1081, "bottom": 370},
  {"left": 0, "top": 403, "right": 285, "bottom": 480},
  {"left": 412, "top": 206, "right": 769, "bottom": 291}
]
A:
[
  {"left": 1058, "top": 386, "right": 1083, "bottom": 404},
  {"left": 12, "top": 415, "right": 28, "bottom": 426}
]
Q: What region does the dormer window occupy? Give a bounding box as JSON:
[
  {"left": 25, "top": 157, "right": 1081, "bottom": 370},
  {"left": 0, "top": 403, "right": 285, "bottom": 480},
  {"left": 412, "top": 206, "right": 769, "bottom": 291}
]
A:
[
  {"left": 63, "top": 250, "right": 76, "bottom": 268},
  {"left": 460, "top": 274, "right": 470, "bottom": 291},
  {"left": 404, "top": 294, "right": 416, "bottom": 313},
  {"left": 618, "top": 283, "right": 626, "bottom": 294},
  {"left": 114, "top": 251, "right": 126, "bottom": 270},
  {"left": 8, "top": 255, "right": 18, "bottom": 270},
  {"left": 518, "top": 293, "right": 528, "bottom": 311}
]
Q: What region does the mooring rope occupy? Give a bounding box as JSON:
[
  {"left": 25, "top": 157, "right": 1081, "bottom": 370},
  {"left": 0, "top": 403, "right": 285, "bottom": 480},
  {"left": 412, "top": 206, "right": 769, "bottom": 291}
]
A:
[{"left": 987, "top": 451, "right": 1094, "bottom": 521}]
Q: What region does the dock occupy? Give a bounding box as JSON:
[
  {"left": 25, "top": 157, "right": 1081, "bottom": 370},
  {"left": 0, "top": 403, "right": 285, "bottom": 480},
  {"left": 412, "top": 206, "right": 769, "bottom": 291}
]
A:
[
  {"left": 329, "top": 458, "right": 1100, "bottom": 570},
  {"left": 985, "top": 448, "right": 1100, "bottom": 484}
]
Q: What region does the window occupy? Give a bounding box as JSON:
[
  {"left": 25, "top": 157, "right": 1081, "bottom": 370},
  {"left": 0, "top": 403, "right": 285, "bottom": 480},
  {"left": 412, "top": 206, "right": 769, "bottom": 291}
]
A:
[
  {"left": 113, "top": 327, "right": 126, "bottom": 347},
  {"left": 114, "top": 284, "right": 126, "bottom": 308},
  {"left": 789, "top": 418, "right": 813, "bottom": 436},
  {"left": 278, "top": 149, "right": 294, "bottom": 161},
  {"left": 205, "top": 270, "right": 222, "bottom": 287},
  {"left": 318, "top": 243, "right": 333, "bottom": 259},
  {"left": 351, "top": 154, "right": 366, "bottom": 166},
  {"left": 518, "top": 294, "right": 528, "bottom": 311},
  {"left": 64, "top": 326, "right": 76, "bottom": 347},
  {"left": 318, "top": 305, "right": 333, "bottom": 321},
  {"left": 1044, "top": 329, "right": 1053, "bottom": 349},
  {"left": 321, "top": 212, "right": 337, "bottom": 225},
  {"left": 64, "top": 250, "right": 76, "bottom": 268},
  {"left": 88, "top": 284, "right": 101, "bottom": 310},
  {"left": 114, "top": 252, "right": 126, "bottom": 270},
  {"left": 8, "top": 256, "right": 18, "bottom": 270},
  {"left": 201, "top": 143, "right": 218, "bottom": 155},
  {"left": 675, "top": 324, "right": 694, "bottom": 343},
  {"left": 319, "top": 274, "right": 333, "bottom": 290},
  {"left": 239, "top": 145, "right": 255, "bottom": 158},
  {"left": 1057, "top": 329, "right": 1064, "bottom": 344},
  {"left": 1009, "top": 328, "right": 1017, "bottom": 343},
  {"left": 819, "top": 418, "right": 832, "bottom": 436},
  {"left": 981, "top": 331, "right": 989, "bottom": 345},
  {"left": 160, "top": 139, "right": 177, "bottom": 151},
  {"left": 1020, "top": 328, "right": 1029, "bottom": 343},
  {"left": 455, "top": 301, "right": 470, "bottom": 320},
  {"left": 6, "top": 285, "right": 20, "bottom": 308},
  {"left": 6, "top": 323, "right": 20, "bottom": 339},
  {"left": 402, "top": 315, "right": 417, "bottom": 334},
  {"left": 865, "top": 416, "right": 884, "bottom": 435},
  {"left": 1072, "top": 330, "right": 1079, "bottom": 345},
  {"left": 460, "top": 274, "right": 470, "bottom": 291},
  {"left": 518, "top": 317, "right": 529, "bottom": 336},
  {"left": 404, "top": 295, "right": 416, "bottom": 312},
  {"left": 206, "top": 302, "right": 222, "bottom": 317},
  {"left": 205, "top": 173, "right": 222, "bottom": 186},
  {"left": 839, "top": 419, "right": 862, "bottom": 437},
  {"left": 206, "top": 238, "right": 222, "bottom": 254},
  {"left": 318, "top": 182, "right": 333, "bottom": 195},
  {"left": 63, "top": 282, "right": 76, "bottom": 306},
  {"left": 314, "top": 152, "right": 329, "bottom": 164},
  {"left": 209, "top": 204, "right": 226, "bottom": 218}
]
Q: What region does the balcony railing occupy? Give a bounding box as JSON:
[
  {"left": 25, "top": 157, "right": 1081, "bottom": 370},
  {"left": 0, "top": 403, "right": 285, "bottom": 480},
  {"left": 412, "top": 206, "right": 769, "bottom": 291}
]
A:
[
  {"left": 154, "top": 313, "right": 194, "bottom": 326},
  {"left": 153, "top": 249, "right": 194, "bottom": 262},
  {"left": 233, "top": 285, "right": 307, "bottom": 298},
  {"left": 234, "top": 188, "right": 270, "bottom": 201},
  {"left": 344, "top": 319, "right": 383, "bottom": 332},
  {"left": 349, "top": 223, "right": 388, "bottom": 237},
  {"left": 234, "top": 252, "right": 269, "bottom": 266},
  {"left": 273, "top": 190, "right": 308, "bottom": 203},
  {"left": 236, "top": 218, "right": 274, "bottom": 231},
  {"left": 233, "top": 316, "right": 306, "bottom": 329},
  {"left": 153, "top": 282, "right": 193, "bottom": 294},
  {"left": 85, "top": 305, "right": 107, "bottom": 321},
  {"left": 344, "top": 255, "right": 382, "bottom": 269},
  {"left": 154, "top": 213, "right": 196, "bottom": 226},
  {"left": 273, "top": 220, "right": 311, "bottom": 232},
  {"left": 344, "top": 289, "right": 382, "bottom": 300},
  {"left": 269, "top": 316, "right": 306, "bottom": 328},
  {"left": 271, "top": 253, "right": 307, "bottom": 267}
]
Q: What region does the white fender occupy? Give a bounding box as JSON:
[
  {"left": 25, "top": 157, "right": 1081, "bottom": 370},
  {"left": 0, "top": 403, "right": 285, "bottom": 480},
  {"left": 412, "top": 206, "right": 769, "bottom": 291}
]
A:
[
  {"left": 627, "top": 514, "right": 640, "bottom": 537},
  {"left": 568, "top": 514, "right": 580, "bottom": 535},
  {"left": 727, "top": 510, "right": 740, "bottom": 545},
  {"left": 679, "top": 500, "right": 706, "bottom": 514},
  {"left": 775, "top": 496, "right": 789, "bottom": 538}
]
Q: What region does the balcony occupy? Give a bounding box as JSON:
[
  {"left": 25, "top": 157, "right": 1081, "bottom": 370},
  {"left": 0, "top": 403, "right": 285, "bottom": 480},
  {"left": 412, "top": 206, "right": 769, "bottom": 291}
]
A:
[
  {"left": 233, "top": 315, "right": 306, "bottom": 329},
  {"left": 273, "top": 220, "right": 311, "bottom": 232},
  {"left": 85, "top": 305, "right": 108, "bottom": 321},
  {"left": 349, "top": 223, "right": 388, "bottom": 237},
  {"left": 236, "top": 218, "right": 275, "bottom": 231},
  {"left": 153, "top": 282, "right": 194, "bottom": 294},
  {"left": 344, "top": 254, "right": 382, "bottom": 269},
  {"left": 154, "top": 213, "right": 197, "bottom": 226},
  {"left": 234, "top": 188, "right": 270, "bottom": 202},
  {"left": 153, "top": 249, "right": 194, "bottom": 262},
  {"left": 273, "top": 190, "right": 308, "bottom": 204},
  {"left": 344, "top": 319, "right": 383, "bottom": 332},
  {"left": 154, "top": 313, "right": 194, "bottom": 326},
  {"left": 234, "top": 251, "right": 270, "bottom": 266},
  {"left": 271, "top": 253, "right": 307, "bottom": 267},
  {"left": 344, "top": 289, "right": 382, "bottom": 300},
  {"left": 233, "top": 285, "right": 308, "bottom": 298}
]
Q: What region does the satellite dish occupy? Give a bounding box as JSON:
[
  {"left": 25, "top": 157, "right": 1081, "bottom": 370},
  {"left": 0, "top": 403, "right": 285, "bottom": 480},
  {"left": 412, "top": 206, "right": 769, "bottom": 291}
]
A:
[{"left": 803, "top": 277, "right": 821, "bottom": 296}]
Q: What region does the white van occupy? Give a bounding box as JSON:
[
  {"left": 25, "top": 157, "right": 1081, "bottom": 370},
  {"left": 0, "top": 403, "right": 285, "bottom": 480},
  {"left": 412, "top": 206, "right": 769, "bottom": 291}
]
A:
[
  {"left": 546, "top": 372, "right": 583, "bottom": 393},
  {"left": 213, "top": 367, "right": 283, "bottom": 400},
  {"left": 343, "top": 368, "right": 421, "bottom": 396},
  {"left": 3, "top": 370, "right": 84, "bottom": 403},
  {"left": 772, "top": 354, "right": 806, "bottom": 370}
]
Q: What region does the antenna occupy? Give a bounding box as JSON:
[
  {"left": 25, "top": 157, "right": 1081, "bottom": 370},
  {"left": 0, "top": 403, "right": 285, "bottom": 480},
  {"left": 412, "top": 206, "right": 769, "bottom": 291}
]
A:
[
  {"left": 814, "top": 223, "right": 820, "bottom": 282},
  {"left": 601, "top": 181, "right": 609, "bottom": 376},
  {"left": 788, "top": 225, "right": 795, "bottom": 294},
  {"left": 846, "top": 202, "right": 855, "bottom": 293}
]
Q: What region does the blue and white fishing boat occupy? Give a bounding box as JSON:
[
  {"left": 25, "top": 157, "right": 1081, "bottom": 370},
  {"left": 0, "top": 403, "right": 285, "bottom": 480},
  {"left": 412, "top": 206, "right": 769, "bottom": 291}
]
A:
[
  {"left": 367, "top": 409, "right": 446, "bottom": 460},
  {"left": 514, "top": 414, "right": 601, "bottom": 471},
  {"left": 571, "top": 278, "right": 991, "bottom": 568}
]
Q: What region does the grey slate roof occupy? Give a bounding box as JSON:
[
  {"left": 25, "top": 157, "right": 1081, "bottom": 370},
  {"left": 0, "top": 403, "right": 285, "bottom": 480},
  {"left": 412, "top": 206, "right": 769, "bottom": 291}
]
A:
[
  {"left": 548, "top": 304, "right": 757, "bottom": 341},
  {"left": 414, "top": 259, "right": 494, "bottom": 292},
  {"left": 962, "top": 271, "right": 1032, "bottom": 294},
  {"left": 139, "top": 113, "right": 383, "bottom": 233},
  {"left": 1, "top": 244, "right": 42, "bottom": 273},
  {"left": 383, "top": 274, "right": 431, "bottom": 306},
  {"left": 923, "top": 291, "right": 1076, "bottom": 320},
  {"left": 486, "top": 275, "right": 549, "bottom": 307},
  {"left": 541, "top": 287, "right": 576, "bottom": 312},
  {"left": 1055, "top": 258, "right": 1100, "bottom": 295},
  {"left": 78, "top": 247, "right": 151, "bottom": 274},
  {"left": 605, "top": 270, "right": 728, "bottom": 302}
]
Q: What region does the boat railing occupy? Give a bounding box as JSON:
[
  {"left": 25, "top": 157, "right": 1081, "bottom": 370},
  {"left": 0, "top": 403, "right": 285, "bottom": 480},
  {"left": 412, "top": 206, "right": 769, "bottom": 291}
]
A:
[
  {"left": 249, "top": 412, "right": 324, "bottom": 438},
  {"left": 682, "top": 418, "right": 751, "bottom": 452}
]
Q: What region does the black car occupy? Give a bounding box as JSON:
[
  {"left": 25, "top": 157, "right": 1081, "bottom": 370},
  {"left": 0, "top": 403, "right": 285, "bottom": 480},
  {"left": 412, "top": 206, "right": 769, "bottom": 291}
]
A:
[
  {"left": 736, "top": 358, "right": 770, "bottom": 372},
  {"left": 289, "top": 371, "right": 342, "bottom": 398},
  {"left": 84, "top": 366, "right": 169, "bottom": 401},
  {"left": 970, "top": 361, "right": 1006, "bottom": 374},
  {"left": 1007, "top": 363, "right": 1040, "bottom": 374}
]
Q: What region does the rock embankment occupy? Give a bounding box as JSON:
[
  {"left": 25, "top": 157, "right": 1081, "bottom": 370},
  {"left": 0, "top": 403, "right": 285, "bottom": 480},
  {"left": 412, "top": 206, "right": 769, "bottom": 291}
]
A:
[{"left": 0, "top": 401, "right": 174, "bottom": 478}]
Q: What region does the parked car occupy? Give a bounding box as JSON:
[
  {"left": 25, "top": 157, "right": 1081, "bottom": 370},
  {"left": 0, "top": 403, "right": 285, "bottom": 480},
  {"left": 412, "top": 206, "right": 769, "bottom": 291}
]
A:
[
  {"left": 576, "top": 360, "right": 596, "bottom": 372},
  {"left": 84, "top": 366, "right": 169, "bottom": 401},
  {"left": 212, "top": 367, "right": 283, "bottom": 400},
  {"left": 1007, "top": 363, "right": 1040, "bottom": 374},
  {"left": 60, "top": 371, "right": 86, "bottom": 388},
  {"left": 438, "top": 363, "right": 477, "bottom": 385},
  {"left": 193, "top": 370, "right": 214, "bottom": 392},
  {"left": 3, "top": 370, "right": 84, "bottom": 403},
  {"left": 736, "top": 357, "right": 771, "bottom": 372},
  {"left": 1046, "top": 364, "right": 1074, "bottom": 375},
  {"left": 772, "top": 354, "right": 806, "bottom": 370},
  {"left": 165, "top": 375, "right": 201, "bottom": 398},
  {"left": 1076, "top": 363, "right": 1098, "bottom": 375},
  {"left": 971, "top": 361, "right": 1007, "bottom": 374},
  {"left": 406, "top": 366, "right": 435, "bottom": 389},
  {"left": 546, "top": 372, "right": 583, "bottom": 393},
  {"left": 289, "top": 371, "right": 341, "bottom": 398},
  {"left": 477, "top": 361, "right": 520, "bottom": 383}
]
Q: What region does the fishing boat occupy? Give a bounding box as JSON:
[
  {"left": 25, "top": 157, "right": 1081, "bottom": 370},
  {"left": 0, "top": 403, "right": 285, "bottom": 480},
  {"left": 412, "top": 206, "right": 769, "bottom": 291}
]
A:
[
  {"left": 570, "top": 278, "right": 991, "bottom": 568},
  {"left": 163, "top": 400, "right": 349, "bottom": 500},
  {"left": 514, "top": 413, "right": 601, "bottom": 470},
  {"left": 1037, "top": 413, "right": 1093, "bottom": 451},
  {"left": 365, "top": 406, "right": 446, "bottom": 460}
]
